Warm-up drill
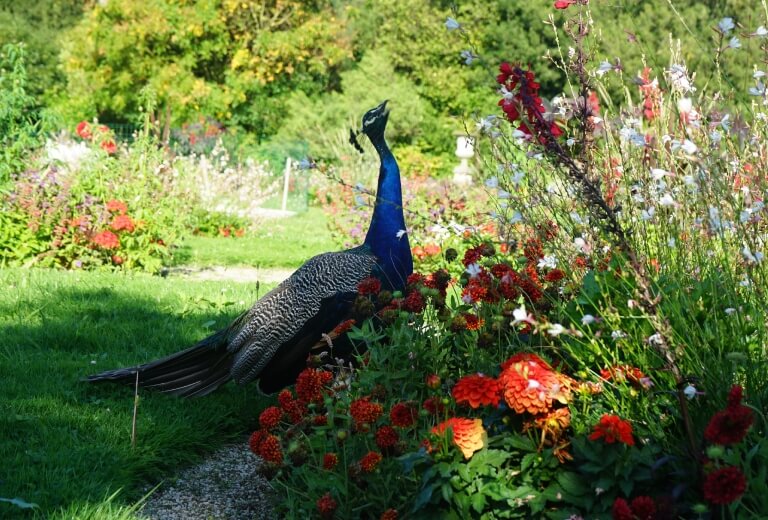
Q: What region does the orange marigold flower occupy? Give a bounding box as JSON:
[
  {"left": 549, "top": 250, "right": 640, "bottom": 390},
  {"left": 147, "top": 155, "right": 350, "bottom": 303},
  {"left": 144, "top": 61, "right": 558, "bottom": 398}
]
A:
[
  {"left": 375, "top": 425, "right": 399, "bottom": 450},
  {"left": 452, "top": 374, "right": 501, "bottom": 408},
  {"left": 463, "top": 313, "right": 484, "bottom": 331},
  {"left": 360, "top": 451, "right": 383, "bottom": 473},
  {"left": 259, "top": 406, "right": 283, "bottom": 430},
  {"left": 322, "top": 452, "right": 338, "bottom": 470},
  {"left": 257, "top": 434, "right": 283, "bottom": 464},
  {"left": 589, "top": 414, "right": 635, "bottom": 446},
  {"left": 105, "top": 199, "right": 128, "bottom": 214},
  {"left": 499, "top": 354, "right": 571, "bottom": 415},
  {"left": 350, "top": 398, "right": 383, "bottom": 431},
  {"left": 111, "top": 214, "right": 135, "bottom": 232},
  {"left": 389, "top": 402, "right": 417, "bottom": 428},
  {"left": 91, "top": 230, "right": 120, "bottom": 249},
  {"left": 380, "top": 508, "right": 398, "bottom": 520},
  {"left": 432, "top": 417, "right": 487, "bottom": 459},
  {"left": 316, "top": 492, "right": 338, "bottom": 519},
  {"left": 295, "top": 367, "right": 331, "bottom": 404}
]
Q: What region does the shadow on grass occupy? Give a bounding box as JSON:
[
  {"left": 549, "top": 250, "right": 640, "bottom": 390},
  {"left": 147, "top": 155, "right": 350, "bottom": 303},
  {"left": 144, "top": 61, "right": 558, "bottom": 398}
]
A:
[{"left": 0, "top": 281, "right": 266, "bottom": 518}]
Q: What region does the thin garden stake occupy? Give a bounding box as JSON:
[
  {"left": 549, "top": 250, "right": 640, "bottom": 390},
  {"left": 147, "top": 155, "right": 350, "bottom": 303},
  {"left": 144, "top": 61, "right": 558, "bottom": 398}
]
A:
[{"left": 131, "top": 370, "right": 139, "bottom": 448}]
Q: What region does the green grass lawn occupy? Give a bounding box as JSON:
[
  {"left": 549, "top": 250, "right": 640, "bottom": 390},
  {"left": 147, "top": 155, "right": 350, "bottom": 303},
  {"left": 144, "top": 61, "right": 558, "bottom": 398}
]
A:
[
  {"left": 172, "top": 208, "right": 338, "bottom": 269},
  {"left": 0, "top": 268, "right": 278, "bottom": 518}
]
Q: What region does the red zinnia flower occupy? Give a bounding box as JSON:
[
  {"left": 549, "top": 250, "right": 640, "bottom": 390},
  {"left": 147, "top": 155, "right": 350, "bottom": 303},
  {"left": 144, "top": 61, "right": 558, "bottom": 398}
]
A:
[
  {"left": 358, "top": 277, "right": 382, "bottom": 296},
  {"left": 295, "top": 367, "right": 331, "bottom": 404},
  {"left": 431, "top": 418, "right": 487, "bottom": 459},
  {"left": 403, "top": 291, "right": 426, "bottom": 313},
  {"left": 611, "top": 497, "right": 633, "bottom": 520},
  {"left": 452, "top": 374, "right": 501, "bottom": 408},
  {"left": 259, "top": 406, "right": 283, "bottom": 430},
  {"left": 704, "top": 384, "right": 754, "bottom": 445},
  {"left": 589, "top": 414, "right": 635, "bottom": 446},
  {"left": 389, "top": 402, "right": 417, "bottom": 428},
  {"left": 463, "top": 313, "right": 484, "bottom": 331},
  {"left": 257, "top": 434, "right": 283, "bottom": 465},
  {"left": 316, "top": 492, "right": 338, "bottom": 519},
  {"left": 106, "top": 199, "right": 128, "bottom": 214},
  {"left": 360, "top": 451, "right": 383, "bottom": 473},
  {"left": 375, "top": 425, "right": 399, "bottom": 450},
  {"left": 322, "top": 452, "right": 338, "bottom": 470},
  {"left": 629, "top": 496, "right": 657, "bottom": 520},
  {"left": 703, "top": 466, "right": 747, "bottom": 504},
  {"left": 92, "top": 230, "right": 120, "bottom": 249},
  {"left": 76, "top": 121, "right": 92, "bottom": 139},
  {"left": 350, "top": 397, "right": 383, "bottom": 431},
  {"left": 380, "top": 509, "right": 398, "bottom": 520},
  {"left": 111, "top": 214, "right": 135, "bottom": 233}
]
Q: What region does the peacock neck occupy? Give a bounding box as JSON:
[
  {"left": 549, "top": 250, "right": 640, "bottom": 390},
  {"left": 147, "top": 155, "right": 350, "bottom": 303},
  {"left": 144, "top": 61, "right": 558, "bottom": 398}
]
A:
[{"left": 364, "top": 136, "right": 412, "bottom": 291}]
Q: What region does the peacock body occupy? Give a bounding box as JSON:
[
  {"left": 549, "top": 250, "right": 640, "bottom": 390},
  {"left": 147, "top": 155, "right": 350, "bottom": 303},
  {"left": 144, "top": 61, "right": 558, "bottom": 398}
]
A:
[{"left": 88, "top": 101, "right": 412, "bottom": 396}]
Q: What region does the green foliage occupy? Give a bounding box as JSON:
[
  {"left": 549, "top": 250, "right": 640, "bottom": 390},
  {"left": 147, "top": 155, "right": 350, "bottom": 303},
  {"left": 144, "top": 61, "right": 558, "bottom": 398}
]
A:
[{"left": 0, "top": 43, "right": 40, "bottom": 184}]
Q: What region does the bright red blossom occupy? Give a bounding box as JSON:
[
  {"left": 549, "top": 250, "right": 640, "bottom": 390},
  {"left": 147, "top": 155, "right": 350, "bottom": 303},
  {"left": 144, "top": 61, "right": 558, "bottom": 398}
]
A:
[
  {"left": 76, "top": 121, "right": 92, "bottom": 139},
  {"left": 589, "top": 414, "right": 635, "bottom": 446},
  {"left": 316, "top": 493, "right": 338, "bottom": 519},
  {"left": 375, "top": 425, "right": 399, "bottom": 450},
  {"left": 322, "top": 452, "right": 338, "bottom": 470},
  {"left": 358, "top": 277, "right": 382, "bottom": 296},
  {"left": 452, "top": 374, "right": 501, "bottom": 408},
  {"left": 258, "top": 406, "right": 283, "bottom": 430},
  {"left": 257, "top": 434, "right": 283, "bottom": 465},
  {"left": 92, "top": 230, "right": 120, "bottom": 249},
  {"left": 703, "top": 466, "right": 747, "bottom": 504},
  {"left": 611, "top": 498, "right": 633, "bottom": 520},
  {"left": 248, "top": 429, "right": 267, "bottom": 455},
  {"left": 704, "top": 384, "right": 754, "bottom": 445},
  {"left": 390, "top": 402, "right": 417, "bottom": 428},
  {"left": 498, "top": 353, "right": 571, "bottom": 415},
  {"left": 422, "top": 397, "right": 445, "bottom": 415},
  {"left": 111, "top": 215, "right": 135, "bottom": 233},
  {"left": 463, "top": 313, "right": 484, "bottom": 331},
  {"left": 360, "top": 451, "right": 383, "bottom": 473},
  {"left": 100, "top": 139, "right": 117, "bottom": 154},
  {"left": 380, "top": 509, "right": 398, "bottom": 520},
  {"left": 106, "top": 199, "right": 128, "bottom": 214},
  {"left": 295, "top": 368, "right": 332, "bottom": 404},
  {"left": 403, "top": 291, "right": 426, "bottom": 313},
  {"left": 350, "top": 398, "right": 383, "bottom": 431}
]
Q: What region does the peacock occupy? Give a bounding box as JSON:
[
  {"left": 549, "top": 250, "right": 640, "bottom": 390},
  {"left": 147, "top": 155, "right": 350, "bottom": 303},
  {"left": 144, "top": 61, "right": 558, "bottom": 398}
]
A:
[{"left": 87, "top": 101, "right": 413, "bottom": 397}]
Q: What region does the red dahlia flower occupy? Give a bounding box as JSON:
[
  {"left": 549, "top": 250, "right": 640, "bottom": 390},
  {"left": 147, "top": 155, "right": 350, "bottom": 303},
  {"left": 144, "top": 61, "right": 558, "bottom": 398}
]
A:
[
  {"left": 499, "top": 353, "right": 571, "bottom": 415},
  {"left": 611, "top": 497, "right": 633, "bottom": 520},
  {"left": 375, "top": 425, "right": 399, "bottom": 450},
  {"left": 358, "top": 277, "right": 382, "bottom": 296},
  {"left": 380, "top": 509, "right": 398, "bottom": 520},
  {"left": 452, "top": 374, "right": 501, "bottom": 408},
  {"left": 703, "top": 466, "right": 747, "bottom": 504},
  {"left": 629, "top": 496, "right": 657, "bottom": 520},
  {"left": 390, "top": 402, "right": 417, "bottom": 428},
  {"left": 360, "top": 451, "right": 383, "bottom": 472},
  {"left": 316, "top": 492, "right": 338, "bottom": 519},
  {"left": 589, "top": 414, "right": 635, "bottom": 446},
  {"left": 704, "top": 384, "right": 754, "bottom": 445}
]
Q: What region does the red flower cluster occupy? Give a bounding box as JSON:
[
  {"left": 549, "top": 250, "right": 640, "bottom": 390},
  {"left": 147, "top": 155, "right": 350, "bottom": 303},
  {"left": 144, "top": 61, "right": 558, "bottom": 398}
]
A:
[
  {"left": 106, "top": 199, "right": 128, "bottom": 214},
  {"left": 75, "top": 121, "right": 117, "bottom": 154},
  {"left": 703, "top": 466, "right": 747, "bottom": 505},
  {"left": 91, "top": 230, "right": 120, "bottom": 250},
  {"left": 259, "top": 406, "right": 283, "bottom": 430},
  {"left": 403, "top": 291, "right": 425, "bottom": 313},
  {"left": 76, "top": 121, "right": 92, "bottom": 139},
  {"left": 497, "top": 63, "right": 563, "bottom": 143},
  {"left": 316, "top": 492, "right": 338, "bottom": 519},
  {"left": 612, "top": 496, "right": 656, "bottom": 520},
  {"left": 375, "top": 425, "right": 399, "bottom": 450},
  {"left": 452, "top": 374, "right": 500, "bottom": 408},
  {"left": 278, "top": 388, "right": 308, "bottom": 424},
  {"left": 704, "top": 384, "right": 754, "bottom": 445},
  {"left": 322, "top": 452, "right": 338, "bottom": 470},
  {"left": 111, "top": 214, "right": 135, "bottom": 233},
  {"left": 350, "top": 397, "right": 383, "bottom": 431},
  {"left": 390, "top": 402, "right": 417, "bottom": 428},
  {"left": 589, "top": 414, "right": 635, "bottom": 446},
  {"left": 554, "top": 0, "right": 588, "bottom": 9},
  {"left": 639, "top": 67, "right": 662, "bottom": 122},
  {"left": 250, "top": 432, "right": 283, "bottom": 465},
  {"left": 295, "top": 367, "right": 333, "bottom": 404},
  {"left": 358, "top": 277, "right": 382, "bottom": 296},
  {"left": 360, "top": 451, "right": 383, "bottom": 473}
]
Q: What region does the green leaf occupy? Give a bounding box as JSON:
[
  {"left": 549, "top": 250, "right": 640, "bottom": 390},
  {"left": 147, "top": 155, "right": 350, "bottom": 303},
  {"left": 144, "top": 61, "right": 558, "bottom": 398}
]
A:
[
  {"left": 471, "top": 492, "right": 487, "bottom": 513},
  {"left": 618, "top": 478, "right": 634, "bottom": 497},
  {"left": 556, "top": 472, "right": 590, "bottom": 496}
]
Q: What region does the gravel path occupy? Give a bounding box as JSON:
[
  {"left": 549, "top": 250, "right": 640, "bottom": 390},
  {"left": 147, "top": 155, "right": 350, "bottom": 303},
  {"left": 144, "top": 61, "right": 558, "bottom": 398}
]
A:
[{"left": 139, "top": 442, "right": 276, "bottom": 520}]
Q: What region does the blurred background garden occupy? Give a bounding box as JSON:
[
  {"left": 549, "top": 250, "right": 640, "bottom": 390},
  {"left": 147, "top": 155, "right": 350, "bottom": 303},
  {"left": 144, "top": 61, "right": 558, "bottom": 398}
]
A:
[{"left": 2, "top": 0, "right": 767, "bottom": 519}]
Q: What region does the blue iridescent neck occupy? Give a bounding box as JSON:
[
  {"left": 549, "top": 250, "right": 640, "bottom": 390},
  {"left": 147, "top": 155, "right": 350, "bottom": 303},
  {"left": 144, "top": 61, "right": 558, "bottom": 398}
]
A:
[{"left": 364, "top": 136, "right": 413, "bottom": 291}]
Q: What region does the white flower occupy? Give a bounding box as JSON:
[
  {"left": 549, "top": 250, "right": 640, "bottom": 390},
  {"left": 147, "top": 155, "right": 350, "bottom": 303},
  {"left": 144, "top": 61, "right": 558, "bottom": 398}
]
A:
[
  {"left": 668, "top": 238, "right": 676, "bottom": 247},
  {"left": 512, "top": 305, "right": 535, "bottom": 326},
  {"left": 754, "top": 25, "right": 768, "bottom": 37},
  {"left": 476, "top": 115, "right": 498, "bottom": 134},
  {"left": 725, "top": 307, "right": 737, "bottom": 315},
  {"left": 659, "top": 193, "right": 677, "bottom": 208},
  {"left": 445, "top": 17, "right": 460, "bottom": 31},
  {"left": 581, "top": 314, "right": 596, "bottom": 325},
  {"left": 596, "top": 60, "right": 613, "bottom": 76},
  {"left": 718, "top": 17, "right": 735, "bottom": 34},
  {"left": 648, "top": 333, "right": 663, "bottom": 345},
  {"left": 667, "top": 64, "right": 696, "bottom": 93},
  {"left": 595, "top": 487, "right": 605, "bottom": 496},
  {"left": 727, "top": 36, "right": 741, "bottom": 49},
  {"left": 683, "top": 384, "right": 698, "bottom": 400},
  {"left": 484, "top": 176, "right": 499, "bottom": 188},
  {"left": 650, "top": 168, "right": 671, "bottom": 181},
  {"left": 548, "top": 324, "right": 567, "bottom": 336},
  {"left": 566, "top": 138, "right": 576, "bottom": 147},
  {"left": 537, "top": 254, "right": 557, "bottom": 269},
  {"left": 396, "top": 229, "right": 407, "bottom": 239},
  {"left": 742, "top": 245, "right": 764, "bottom": 264},
  {"left": 527, "top": 379, "right": 541, "bottom": 390},
  {"left": 749, "top": 81, "right": 766, "bottom": 96},
  {"left": 641, "top": 207, "right": 656, "bottom": 221},
  {"left": 710, "top": 130, "right": 722, "bottom": 144},
  {"left": 461, "top": 293, "right": 474, "bottom": 304},
  {"left": 460, "top": 50, "right": 478, "bottom": 65},
  {"left": 465, "top": 262, "right": 482, "bottom": 278},
  {"left": 611, "top": 330, "right": 626, "bottom": 339},
  {"left": 754, "top": 70, "right": 765, "bottom": 78}
]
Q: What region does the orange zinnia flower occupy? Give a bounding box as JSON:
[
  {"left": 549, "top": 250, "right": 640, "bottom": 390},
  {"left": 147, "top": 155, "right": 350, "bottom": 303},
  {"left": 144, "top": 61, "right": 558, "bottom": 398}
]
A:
[
  {"left": 452, "top": 374, "right": 500, "bottom": 408},
  {"left": 431, "top": 418, "right": 487, "bottom": 459},
  {"left": 498, "top": 353, "right": 571, "bottom": 415}
]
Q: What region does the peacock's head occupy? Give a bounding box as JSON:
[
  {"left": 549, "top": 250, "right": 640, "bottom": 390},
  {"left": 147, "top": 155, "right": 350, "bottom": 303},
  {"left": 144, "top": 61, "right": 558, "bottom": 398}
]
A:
[{"left": 361, "top": 100, "right": 390, "bottom": 140}]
